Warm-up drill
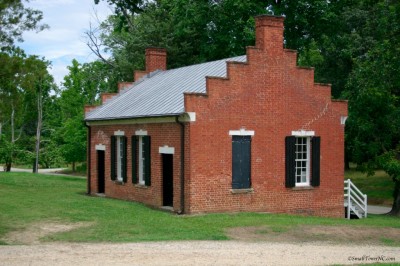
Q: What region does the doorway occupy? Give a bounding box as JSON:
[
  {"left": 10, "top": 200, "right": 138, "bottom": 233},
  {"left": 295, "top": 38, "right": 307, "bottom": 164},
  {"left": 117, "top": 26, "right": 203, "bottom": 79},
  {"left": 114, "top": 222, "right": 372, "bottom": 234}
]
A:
[
  {"left": 97, "top": 150, "right": 105, "bottom": 193},
  {"left": 162, "top": 154, "right": 173, "bottom": 207}
]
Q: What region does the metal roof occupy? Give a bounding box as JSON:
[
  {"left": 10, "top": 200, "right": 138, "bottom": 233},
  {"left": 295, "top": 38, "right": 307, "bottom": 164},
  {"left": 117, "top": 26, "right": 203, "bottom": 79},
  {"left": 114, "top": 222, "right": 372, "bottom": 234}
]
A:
[{"left": 85, "top": 55, "right": 247, "bottom": 121}]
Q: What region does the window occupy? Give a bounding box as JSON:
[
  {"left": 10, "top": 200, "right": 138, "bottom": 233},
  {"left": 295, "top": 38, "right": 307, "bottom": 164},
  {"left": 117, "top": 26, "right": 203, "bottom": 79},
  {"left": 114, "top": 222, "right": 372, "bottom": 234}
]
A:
[
  {"left": 285, "top": 136, "right": 320, "bottom": 188},
  {"left": 132, "top": 135, "right": 151, "bottom": 186},
  {"left": 295, "top": 137, "right": 310, "bottom": 186},
  {"left": 232, "top": 136, "right": 251, "bottom": 189},
  {"left": 111, "top": 135, "right": 127, "bottom": 182}
]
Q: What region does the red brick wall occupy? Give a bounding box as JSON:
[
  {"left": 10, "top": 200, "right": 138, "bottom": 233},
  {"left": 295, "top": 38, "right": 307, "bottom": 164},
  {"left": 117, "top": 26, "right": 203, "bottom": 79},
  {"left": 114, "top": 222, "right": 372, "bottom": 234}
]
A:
[
  {"left": 183, "top": 15, "right": 347, "bottom": 217},
  {"left": 88, "top": 122, "right": 183, "bottom": 211},
  {"left": 145, "top": 48, "right": 167, "bottom": 73},
  {"left": 87, "top": 15, "right": 347, "bottom": 218}
]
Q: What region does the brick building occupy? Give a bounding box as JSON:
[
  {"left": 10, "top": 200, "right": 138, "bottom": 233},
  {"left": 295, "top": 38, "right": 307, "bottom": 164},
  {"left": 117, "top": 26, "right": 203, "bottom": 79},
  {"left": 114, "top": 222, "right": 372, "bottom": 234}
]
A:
[{"left": 84, "top": 15, "right": 348, "bottom": 217}]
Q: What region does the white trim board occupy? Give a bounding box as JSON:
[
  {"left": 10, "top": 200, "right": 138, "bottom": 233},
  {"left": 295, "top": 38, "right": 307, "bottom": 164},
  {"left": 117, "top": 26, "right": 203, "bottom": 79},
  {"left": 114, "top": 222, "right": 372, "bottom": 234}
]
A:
[
  {"left": 114, "top": 130, "right": 125, "bottom": 136},
  {"left": 291, "top": 130, "right": 315, "bottom": 137},
  {"left": 229, "top": 129, "right": 255, "bottom": 136},
  {"left": 86, "top": 112, "right": 196, "bottom": 126},
  {"left": 159, "top": 146, "right": 175, "bottom": 154},
  {"left": 135, "top": 129, "right": 148, "bottom": 136},
  {"left": 95, "top": 144, "right": 106, "bottom": 151}
]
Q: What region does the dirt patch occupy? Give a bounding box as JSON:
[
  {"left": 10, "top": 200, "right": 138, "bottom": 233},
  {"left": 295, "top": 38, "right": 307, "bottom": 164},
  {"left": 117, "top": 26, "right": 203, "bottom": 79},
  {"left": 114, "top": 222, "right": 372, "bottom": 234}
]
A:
[
  {"left": 227, "top": 225, "right": 400, "bottom": 246},
  {"left": 1, "top": 221, "right": 92, "bottom": 245}
]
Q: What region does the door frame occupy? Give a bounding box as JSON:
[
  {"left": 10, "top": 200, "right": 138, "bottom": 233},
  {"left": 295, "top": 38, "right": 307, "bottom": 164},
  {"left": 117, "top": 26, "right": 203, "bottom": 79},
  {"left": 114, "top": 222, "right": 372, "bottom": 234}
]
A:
[
  {"left": 162, "top": 153, "right": 174, "bottom": 207},
  {"left": 96, "top": 148, "right": 105, "bottom": 194},
  {"left": 159, "top": 146, "right": 175, "bottom": 207}
]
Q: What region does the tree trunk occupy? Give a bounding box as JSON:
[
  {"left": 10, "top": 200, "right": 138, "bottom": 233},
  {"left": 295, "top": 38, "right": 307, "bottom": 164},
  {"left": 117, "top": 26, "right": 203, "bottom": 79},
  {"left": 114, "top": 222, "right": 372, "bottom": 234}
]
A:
[
  {"left": 72, "top": 161, "right": 76, "bottom": 172},
  {"left": 345, "top": 156, "right": 350, "bottom": 170},
  {"left": 5, "top": 162, "right": 11, "bottom": 172},
  {"left": 388, "top": 180, "right": 400, "bottom": 216},
  {"left": 32, "top": 160, "right": 36, "bottom": 173},
  {"left": 33, "top": 88, "right": 43, "bottom": 174},
  {"left": 11, "top": 104, "right": 15, "bottom": 144}
]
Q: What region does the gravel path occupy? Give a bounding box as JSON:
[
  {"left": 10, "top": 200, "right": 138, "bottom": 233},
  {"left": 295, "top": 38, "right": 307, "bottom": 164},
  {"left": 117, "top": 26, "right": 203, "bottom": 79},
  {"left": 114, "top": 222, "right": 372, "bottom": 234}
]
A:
[{"left": 0, "top": 241, "right": 398, "bottom": 266}]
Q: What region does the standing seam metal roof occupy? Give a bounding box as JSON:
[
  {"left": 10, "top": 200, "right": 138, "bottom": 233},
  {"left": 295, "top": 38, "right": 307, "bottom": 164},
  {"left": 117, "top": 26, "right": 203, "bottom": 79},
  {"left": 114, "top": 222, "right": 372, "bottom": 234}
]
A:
[{"left": 85, "top": 55, "right": 247, "bottom": 121}]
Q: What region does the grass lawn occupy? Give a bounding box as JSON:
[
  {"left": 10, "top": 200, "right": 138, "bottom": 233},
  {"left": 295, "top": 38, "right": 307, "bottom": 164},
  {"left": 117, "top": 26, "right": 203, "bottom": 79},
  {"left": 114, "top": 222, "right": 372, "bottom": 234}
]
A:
[
  {"left": 0, "top": 172, "right": 399, "bottom": 244},
  {"left": 345, "top": 169, "right": 393, "bottom": 205}
]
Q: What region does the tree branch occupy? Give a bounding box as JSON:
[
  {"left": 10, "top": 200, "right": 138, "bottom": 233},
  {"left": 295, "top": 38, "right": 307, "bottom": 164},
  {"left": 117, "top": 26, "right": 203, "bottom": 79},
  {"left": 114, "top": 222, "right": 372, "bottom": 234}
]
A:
[{"left": 85, "top": 23, "right": 115, "bottom": 68}]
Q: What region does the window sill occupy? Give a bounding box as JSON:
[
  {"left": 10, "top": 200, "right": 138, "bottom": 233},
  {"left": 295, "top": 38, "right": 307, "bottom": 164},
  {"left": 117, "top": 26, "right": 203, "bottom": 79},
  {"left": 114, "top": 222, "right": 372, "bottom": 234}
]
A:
[
  {"left": 113, "top": 180, "right": 125, "bottom": 185},
  {"left": 230, "top": 188, "right": 254, "bottom": 194},
  {"left": 134, "top": 184, "right": 149, "bottom": 189},
  {"left": 291, "top": 186, "right": 314, "bottom": 191}
]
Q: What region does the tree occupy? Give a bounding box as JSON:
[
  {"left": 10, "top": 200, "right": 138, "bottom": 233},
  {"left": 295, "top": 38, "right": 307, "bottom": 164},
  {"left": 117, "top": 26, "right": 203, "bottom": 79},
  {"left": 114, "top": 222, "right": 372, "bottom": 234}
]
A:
[
  {"left": 0, "top": 48, "right": 54, "bottom": 171},
  {"left": 88, "top": 0, "right": 270, "bottom": 82},
  {"left": 0, "top": 0, "right": 48, "bottom": 48},
  {"left": 0, "top": 48, "right": 26, "bottom": 171},
  {"left": 21, "top": 56, "right": 55, "bottom": 173},
  {"left": 344, "top": 1, "right": 400, "bottom": 215},
  {"left": 58, "top": 59, "right": 111, "bottom": 171}
]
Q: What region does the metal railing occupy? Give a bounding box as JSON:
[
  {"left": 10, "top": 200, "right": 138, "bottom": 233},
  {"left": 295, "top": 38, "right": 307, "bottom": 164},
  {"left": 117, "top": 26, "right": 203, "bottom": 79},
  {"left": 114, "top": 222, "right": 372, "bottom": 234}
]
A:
[{"left": 344, "top": 179, "right": 368, "bottom": 219}]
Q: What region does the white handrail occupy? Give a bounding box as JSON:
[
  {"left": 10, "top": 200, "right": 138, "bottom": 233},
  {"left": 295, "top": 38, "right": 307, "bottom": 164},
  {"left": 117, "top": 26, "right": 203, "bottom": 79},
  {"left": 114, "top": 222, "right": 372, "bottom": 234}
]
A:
[
  {"left": 348, "top": 179, "right": 364, "bottom": 198},
  {"left": 347, "top": 179, "right": 351, "bottom": 219},
  {"left": 350, "top": 190, "right": 365, "bottom": 207},
  {"left": 344, "top": 179, "right": 367, "bottom": 219}
]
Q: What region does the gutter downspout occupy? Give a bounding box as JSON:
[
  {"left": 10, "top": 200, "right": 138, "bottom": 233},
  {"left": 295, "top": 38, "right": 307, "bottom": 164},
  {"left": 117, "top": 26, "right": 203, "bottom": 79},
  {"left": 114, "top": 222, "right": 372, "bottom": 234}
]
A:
[
  {"left": 176, "top": 116, "right": 185, "bottom": 214},
  {"left": 85, "top": 122, "right": 91, "bottom": 195}
]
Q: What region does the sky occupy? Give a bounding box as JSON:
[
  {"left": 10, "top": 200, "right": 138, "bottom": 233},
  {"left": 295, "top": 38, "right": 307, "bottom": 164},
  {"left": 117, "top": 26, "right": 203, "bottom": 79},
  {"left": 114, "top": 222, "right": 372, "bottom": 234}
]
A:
[{"left": 20, "top": 0, "right": 113, "bottom": 86}]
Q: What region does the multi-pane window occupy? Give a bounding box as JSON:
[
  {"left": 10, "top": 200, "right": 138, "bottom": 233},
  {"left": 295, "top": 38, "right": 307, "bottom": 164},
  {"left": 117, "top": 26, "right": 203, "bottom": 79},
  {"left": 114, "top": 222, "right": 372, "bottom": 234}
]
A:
[
  {"left": 285, "top": 135, "right": 320, "bottom": 188},
  {"left": 295, "top": 137, "right": 310, "bottom": 186},
  {"left": 117, "top": 136, "right": 124, "bottom": 181},
  {"left": 138, "top": 136, "right": 145, "bottom": 184},
  {"left": 111, "top": 135, "right": 127, "bottom": 182},
  {"left": 132, "top": 135, "right": 151, "bottom": 186}
]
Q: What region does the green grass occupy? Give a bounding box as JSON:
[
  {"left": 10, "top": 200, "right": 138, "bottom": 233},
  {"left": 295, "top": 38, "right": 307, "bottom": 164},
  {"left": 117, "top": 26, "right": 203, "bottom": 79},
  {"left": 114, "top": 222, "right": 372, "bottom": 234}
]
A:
[
  {"left": 0, "top": 172, "right": 399, "bottom": 243},
  {"left": 345, "top": 169, "right": 393, "bottom": 205}
]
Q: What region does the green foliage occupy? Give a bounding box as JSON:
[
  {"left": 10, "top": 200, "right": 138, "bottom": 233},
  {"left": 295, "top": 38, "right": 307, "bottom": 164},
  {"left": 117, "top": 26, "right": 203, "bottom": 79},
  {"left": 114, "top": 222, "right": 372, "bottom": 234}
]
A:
[
  {"left": 342, "top": 2, "right": 400, "bottom": 207},
  {"left": 61, "top": 116, "right": 86, "bottom": 165},
  {"left": 91, "top": 0, "right": 269, "bottom": 82},
  {"left": 378, "top": 151, "right": 400, "bottom": 183},
  {"left": 0, "top": 0, "right": 48, "bottom": 47},
  {"left": 0, "top": 136, "right": 13, "bottom": 165},
  {"left": 346, "top": 169, "right": 393, "bottom": 205},
  {"left": 0, "top": 48, "right": 55, "bottom": 170},
  {"left": 57, "top": 59, "right": 112, "bottom": 168}
]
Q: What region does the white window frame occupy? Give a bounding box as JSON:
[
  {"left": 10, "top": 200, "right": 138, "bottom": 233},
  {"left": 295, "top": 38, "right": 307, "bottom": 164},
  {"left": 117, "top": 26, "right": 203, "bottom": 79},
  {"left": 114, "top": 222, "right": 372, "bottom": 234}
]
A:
[
  {"left": 133, "top": 130, "right": 149, "bottom": 186},
  {"left": 295, "top": 137, "right": 311, "bottom": 187},
  {"left": 116, "top": 136, "right": 124, "bottom": 181},
  {"left": 138, "top": 136, "right": 145, "bottom": 185}
]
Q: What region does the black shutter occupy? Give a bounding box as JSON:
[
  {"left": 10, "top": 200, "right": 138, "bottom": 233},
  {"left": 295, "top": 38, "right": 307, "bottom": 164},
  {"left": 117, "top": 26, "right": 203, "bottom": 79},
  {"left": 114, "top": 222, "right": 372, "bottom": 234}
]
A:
[
  {"left": 285, "top": 136, "right": 296, "bottom": 188},
  {"left": 121, "top": 136, "right": 127, "bottom": 183},
  {"left": 232, "top": 136, "right": 242, "bottom": 189},
  {"left": 143, "top": 136, "right": 151, "bottom": 186},
  {"left": 232, "top": 136, "right": 251, "bottom": 189},
  {"left": 241, "top": 136, "right": 251, "bottom": 188},
  {"left": 131, "top": 136, "right": 137, "bottom": 184},
  {"left": 110, "top": 136, "right": 116, "bottom": 180},
  {"left": 311, "top": 136, "right": 321, "bottom": 187}
]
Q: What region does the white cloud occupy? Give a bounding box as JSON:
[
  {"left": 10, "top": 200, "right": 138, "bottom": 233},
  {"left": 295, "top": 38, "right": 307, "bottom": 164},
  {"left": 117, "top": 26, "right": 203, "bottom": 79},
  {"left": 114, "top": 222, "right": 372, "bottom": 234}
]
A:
[{"left": 20, "top": 0, "right": 113, "bottom": 85}]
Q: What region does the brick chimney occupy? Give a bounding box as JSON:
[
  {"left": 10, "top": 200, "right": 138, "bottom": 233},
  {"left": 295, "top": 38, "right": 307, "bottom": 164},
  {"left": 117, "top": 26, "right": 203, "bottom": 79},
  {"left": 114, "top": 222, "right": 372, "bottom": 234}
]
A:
[
  {"left": 255, "top": 15, "right": 284, "bottom": 54},
  {"left": 145, "top": 47, "right": 167, "bottom": 73}
]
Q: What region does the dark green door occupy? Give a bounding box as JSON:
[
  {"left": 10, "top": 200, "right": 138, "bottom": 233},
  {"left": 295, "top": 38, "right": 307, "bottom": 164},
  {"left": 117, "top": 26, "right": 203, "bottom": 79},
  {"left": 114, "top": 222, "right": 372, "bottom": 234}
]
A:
[{"left": 232, "top": 136, "right": 251, "bottom": 189}]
